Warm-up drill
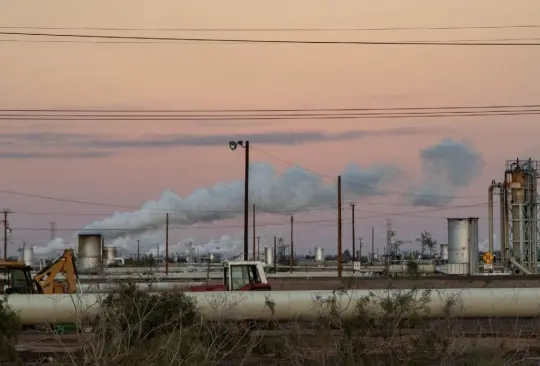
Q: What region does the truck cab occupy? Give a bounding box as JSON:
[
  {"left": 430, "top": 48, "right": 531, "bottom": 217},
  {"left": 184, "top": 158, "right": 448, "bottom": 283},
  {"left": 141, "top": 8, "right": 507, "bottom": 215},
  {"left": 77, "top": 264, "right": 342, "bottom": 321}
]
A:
[{"left": 190, "top": 261, "right": 271, "bottom": 292}]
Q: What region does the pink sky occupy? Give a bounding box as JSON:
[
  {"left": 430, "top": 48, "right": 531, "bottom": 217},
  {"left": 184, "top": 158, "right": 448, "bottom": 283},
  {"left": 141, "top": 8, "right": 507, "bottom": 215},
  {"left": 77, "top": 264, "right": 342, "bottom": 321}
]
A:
[{"left": 0, "top": 0, "right": 539, "bottom": 256}]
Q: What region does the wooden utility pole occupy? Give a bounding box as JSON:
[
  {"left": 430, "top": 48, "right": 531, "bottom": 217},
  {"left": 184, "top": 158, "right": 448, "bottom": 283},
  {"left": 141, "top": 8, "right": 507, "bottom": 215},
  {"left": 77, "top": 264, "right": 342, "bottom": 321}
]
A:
[
  {"left": 165, "top": 213, "right": 169, "bottom": 275},
  {"left": 257, "top": 236, "right": 261, "bottom": 261},
  {"left": 2, "top": 209, "right": 11, "bottom": 260},
  {"left": 290, "top": 215, "right": 294, "bottom": 273},
  {"left": 252, "top": 204, "right": 256, "bottom": 260},
  {"left": 273, "top": 236, "right": 277, "bottom": 273},
  {"left": 371, "top": 227, "right": 375, "bottom": 262},
  {"left": 349, "top": 202, "right": 356, "bottom": 263},
  {"left": 137, "top": 240, "right": 140, "bottom": 262},
  {"left": 337, "top": 176, "right": 343, "bottom": 278}
]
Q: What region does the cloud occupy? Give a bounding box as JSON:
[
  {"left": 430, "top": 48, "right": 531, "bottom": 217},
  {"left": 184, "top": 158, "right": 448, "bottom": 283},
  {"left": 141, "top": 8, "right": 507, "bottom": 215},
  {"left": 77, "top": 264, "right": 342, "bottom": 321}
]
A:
[
  {"left": 0, "top": 127, "right": 433, "bottom": 158},
  {"left": 0, "top": 151, "right": 112, "bottom": 159},
  {"left": 409, "top": 138, "right": 484, "bottom": 206}
]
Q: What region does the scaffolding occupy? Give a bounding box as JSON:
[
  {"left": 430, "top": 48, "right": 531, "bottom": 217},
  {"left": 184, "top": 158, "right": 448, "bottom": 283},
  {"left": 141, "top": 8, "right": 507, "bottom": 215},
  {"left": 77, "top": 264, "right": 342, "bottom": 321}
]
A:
[{"left": 504, "top": 158, "right": 539, "bottom": 272}]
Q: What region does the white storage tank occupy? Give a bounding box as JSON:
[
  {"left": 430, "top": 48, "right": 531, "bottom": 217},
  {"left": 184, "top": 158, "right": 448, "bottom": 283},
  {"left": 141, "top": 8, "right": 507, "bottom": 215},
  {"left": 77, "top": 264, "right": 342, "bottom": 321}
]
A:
[
  {"left": 78, "top": 234, "right": 102, "bottom": 271},
  {"left": 102, "top": 246, "right": 118, "bottom": 266},
  {"left": 264, "top": 246, "right": 274, "bottom": 265},
  {"left": 447, "top": 218, "right": 479, "bottom": 275},
  {"left": 440, "top": 244, "right": 449, "bottom": 261},
  {"left": 315, "top": 247, "right": 325, "bottom": 262},
  {"left": 23, "top": 247, "right": 35, "bottom": 267}
]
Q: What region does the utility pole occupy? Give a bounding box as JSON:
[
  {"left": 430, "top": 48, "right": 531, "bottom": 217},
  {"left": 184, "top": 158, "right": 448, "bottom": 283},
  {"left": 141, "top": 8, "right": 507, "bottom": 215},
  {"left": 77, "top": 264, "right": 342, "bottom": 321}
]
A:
[
  {"left": 257, "top": 236, "right": 261, "bottom": 261},
  {"left": 386, "top": 218, "right": 392, "bottom": 257},
  {"left": 165, "top": 213, "right": 169, "bottom": 275},
  {"left": 358, "top": 237, "right": 364, "bottom": 265},
  {"left": 252, "top": 204, "right": 256, "bottom": 260},
  {"left": 49, "top": 221, "right": 56, "bottom": 241},
  {"left": 349, "top": 202, "right": 356, "bottom": 263},
  {"left": 337, "top": 176, "right": 343, "bottom": 278},
  {"left": 371, "top": 227, "right": 375, "bottom": 262},
  {"left": 137, "top": 240, "right": 140, "bottom": 262},
  {"left": 273, "top": 236, "right": 277, "bottom": 273},
  {"left": 2, "top": 209, "right": 11, "bottom": 260},
  {"left": 290, "top": 215, "right": 294, "bottom": 273},
  {"left": 228, "top": 140, "right": 250, "bottom": 261}
]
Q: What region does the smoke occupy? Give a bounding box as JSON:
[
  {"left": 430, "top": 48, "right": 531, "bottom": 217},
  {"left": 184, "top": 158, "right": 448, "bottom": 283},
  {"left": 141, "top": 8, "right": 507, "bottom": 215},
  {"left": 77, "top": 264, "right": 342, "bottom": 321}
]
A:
[
  {"left": 33, "top": 237, "right": 73, "bottom": 255},
  {"left": 411, "top": 138, "right": 484, "bottom": 206},
  {"left": 80, "top": 162, "right": 398, "bottom": 242}
]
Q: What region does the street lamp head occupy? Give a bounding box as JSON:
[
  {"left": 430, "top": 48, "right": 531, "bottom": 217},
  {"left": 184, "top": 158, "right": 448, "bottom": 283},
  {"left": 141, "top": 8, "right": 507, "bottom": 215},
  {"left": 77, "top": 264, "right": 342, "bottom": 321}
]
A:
[{"left": 228, "top": 140, "right": 245, "bottom": 151}]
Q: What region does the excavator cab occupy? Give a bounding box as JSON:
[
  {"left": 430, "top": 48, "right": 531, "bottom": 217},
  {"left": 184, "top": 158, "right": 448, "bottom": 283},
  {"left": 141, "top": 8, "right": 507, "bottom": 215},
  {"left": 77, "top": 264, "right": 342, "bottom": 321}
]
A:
[{"left": 0, "top": 261, "right": 41, "bottom": 294}]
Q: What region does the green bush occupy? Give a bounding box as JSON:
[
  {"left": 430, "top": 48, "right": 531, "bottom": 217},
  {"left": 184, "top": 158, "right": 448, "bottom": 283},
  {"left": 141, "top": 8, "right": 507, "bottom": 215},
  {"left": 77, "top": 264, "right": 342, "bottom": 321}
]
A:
[{"left": 0, "top": 296, "right": 21, "bottom": 363}]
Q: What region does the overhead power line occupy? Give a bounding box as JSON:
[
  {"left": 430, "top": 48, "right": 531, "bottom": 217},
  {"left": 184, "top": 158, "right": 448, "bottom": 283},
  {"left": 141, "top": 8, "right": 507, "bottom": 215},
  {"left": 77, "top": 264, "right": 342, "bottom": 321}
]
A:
[
  {"left": 2, "top": 103, "right": 539, "bottom": 113},
  {"left": 3, "top": 24, "right": 540, "bottom": 32},
  {"left": 8, "top": 201, "right": 492, "bottom": 232},
  {"left": 2, "top": 31, "right": 540, "bottom": 46}
]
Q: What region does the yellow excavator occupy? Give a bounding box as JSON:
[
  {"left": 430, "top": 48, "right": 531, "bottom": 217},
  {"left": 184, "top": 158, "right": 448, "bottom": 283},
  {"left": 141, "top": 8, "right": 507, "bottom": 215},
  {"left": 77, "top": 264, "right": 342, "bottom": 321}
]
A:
[{"left": 0, "top": 249, "right": 78, "bottom": 294}]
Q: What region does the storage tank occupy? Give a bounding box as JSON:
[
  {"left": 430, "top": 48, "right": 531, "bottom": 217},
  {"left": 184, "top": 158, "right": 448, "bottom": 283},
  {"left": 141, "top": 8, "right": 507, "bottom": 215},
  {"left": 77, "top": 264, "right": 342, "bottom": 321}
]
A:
[
  {"left": 78, "top": 234, "right": 102, "bottom": 271},
  {"left": 23, "top": 247, "right": 35, "bottom": 267},
  {"left": 264, "top": 246, "right": 274, "bottom": 265},
  {"left": 102, "top": 246, "right": 118, "bottom": 266},
  {"left": 314, "top": 247, "right": 325, "bottom": 262},
  {"left": 440, "top": 244, "right": 449, "bottom": 261},
  {"left": 447, "top": 218, "right": 479, "bottom": 275}
]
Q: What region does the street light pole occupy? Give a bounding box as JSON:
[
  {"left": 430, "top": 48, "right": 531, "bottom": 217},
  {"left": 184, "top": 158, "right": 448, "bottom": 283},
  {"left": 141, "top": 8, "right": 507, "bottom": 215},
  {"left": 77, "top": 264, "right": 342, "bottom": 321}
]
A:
[{"left": 229, "top": 140, "right": 250, "bottom": 261}]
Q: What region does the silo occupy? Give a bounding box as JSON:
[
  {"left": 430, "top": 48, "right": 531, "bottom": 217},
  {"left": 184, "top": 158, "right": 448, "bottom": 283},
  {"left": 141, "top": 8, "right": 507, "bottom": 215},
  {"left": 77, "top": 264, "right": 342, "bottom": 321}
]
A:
[
  {"left": 315, "top": 247, "right": 325, "bottom": 262},
  {"left": 23, "top": 247, "right": 35, "bottom": 267},
  {"left": 440, "top": 244, "right": 449, "bottom": 261},
  {"left": 447, "top": 218, "right": 479, "bottom": 275},
  {"left": 264, "top": 246, "right": 274, "bottom": 265},
  {"left": 102, "top": 246, "right": 118, "bottom": 266},
  {"left": 78, "top": 234, "right": 102, "bottom": 271}
]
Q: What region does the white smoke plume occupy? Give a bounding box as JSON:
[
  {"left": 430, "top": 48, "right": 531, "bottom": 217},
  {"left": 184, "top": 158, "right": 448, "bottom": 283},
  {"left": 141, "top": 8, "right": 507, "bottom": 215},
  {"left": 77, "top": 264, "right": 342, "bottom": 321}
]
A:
[
  {"left": 80, "top": 162, "right": 398, "bottom": 242},
  {"left": 410, "top": 139, "right": 484, "bottom": 206},
  {"left": 33, "top": 237, "right": 74, "bottom": 256}
]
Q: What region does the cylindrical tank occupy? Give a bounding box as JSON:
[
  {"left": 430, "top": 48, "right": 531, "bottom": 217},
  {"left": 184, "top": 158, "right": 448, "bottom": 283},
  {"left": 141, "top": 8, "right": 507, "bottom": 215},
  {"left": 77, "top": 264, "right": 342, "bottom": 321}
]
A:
[
  {"left": 314, "top": 247, "right": 324, "bottom": 262},
  {"left": 78, "top": 234, "right": 102, "bottom": 270},
  {"left": 264, "top": 246, "right": 274, "bottom": 265},
  {"left": 440, "top": 244, "right": 449, "bottom": 261},
  {"left": 209, "top": 253, "right": 215, "bottom": 262},
  {"left": 372, "top": 253, "right": 379, "bottom": 261},
  {"left": 23, "top": 247, "right": 35, "bottom": 267},
  {"left": 102, "top": 246, "right": 118, "bottom": 266},
  {"left": 447, "top": 218, "right": 479, "bottom": 275}
]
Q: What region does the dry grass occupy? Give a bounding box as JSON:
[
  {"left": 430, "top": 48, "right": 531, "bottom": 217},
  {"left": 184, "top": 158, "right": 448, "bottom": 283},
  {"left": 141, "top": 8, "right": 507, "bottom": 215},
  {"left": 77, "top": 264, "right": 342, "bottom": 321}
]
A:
[{"left": 3, "top": 285, "right": 540, "bottom": 365}]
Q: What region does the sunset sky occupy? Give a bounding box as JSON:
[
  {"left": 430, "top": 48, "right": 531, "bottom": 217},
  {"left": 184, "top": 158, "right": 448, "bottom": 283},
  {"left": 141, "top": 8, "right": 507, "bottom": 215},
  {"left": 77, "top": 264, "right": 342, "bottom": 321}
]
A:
[{"left": 1, "top": 0, "right": 539, "bottom": 257}]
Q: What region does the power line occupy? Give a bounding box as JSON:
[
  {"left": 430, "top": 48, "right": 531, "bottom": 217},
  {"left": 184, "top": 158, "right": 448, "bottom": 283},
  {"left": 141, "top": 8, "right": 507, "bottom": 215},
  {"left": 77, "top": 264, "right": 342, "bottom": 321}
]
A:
[
  {"left": 2, "top": 103, "right": 539, "bottom": 113},
  {"left": 7, "top": 202, "right": 494, "bottom": 233},
  {"left": 3, "top": 24, "right": 540, "bottom": 32},
  {"left": 2, "top": 31, "right": 540, "bottom": 46}
]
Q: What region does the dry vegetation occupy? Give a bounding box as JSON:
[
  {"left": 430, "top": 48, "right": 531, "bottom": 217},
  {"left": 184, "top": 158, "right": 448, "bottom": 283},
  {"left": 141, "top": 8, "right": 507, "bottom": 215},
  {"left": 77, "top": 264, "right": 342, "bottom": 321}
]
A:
[{"left": 2, "top": 284, "right": 540, "bottom": 365}]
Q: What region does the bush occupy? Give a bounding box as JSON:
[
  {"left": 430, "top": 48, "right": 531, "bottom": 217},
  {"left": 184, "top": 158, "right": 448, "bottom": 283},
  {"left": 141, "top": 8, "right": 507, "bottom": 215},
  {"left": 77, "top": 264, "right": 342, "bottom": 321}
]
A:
[
  {"left": 0, "top": 296, "right": 21, "bottom": 363},
  {"left": 6, "top": 283, "right": 540, "bottom": 365}
]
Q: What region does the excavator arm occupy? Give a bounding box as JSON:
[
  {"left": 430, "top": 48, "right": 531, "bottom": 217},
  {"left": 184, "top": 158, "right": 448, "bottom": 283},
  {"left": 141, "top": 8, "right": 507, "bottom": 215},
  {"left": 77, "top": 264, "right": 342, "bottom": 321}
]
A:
[{"left": 34, "top": 249, "right": 79, "bottom": 294}]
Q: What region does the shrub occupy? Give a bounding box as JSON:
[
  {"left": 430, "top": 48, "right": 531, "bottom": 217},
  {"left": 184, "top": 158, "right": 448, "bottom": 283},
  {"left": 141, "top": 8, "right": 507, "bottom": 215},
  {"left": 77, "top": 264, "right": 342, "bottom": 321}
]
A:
[{"left": 0, "top": 296, "right": 21, "bottom": 363}]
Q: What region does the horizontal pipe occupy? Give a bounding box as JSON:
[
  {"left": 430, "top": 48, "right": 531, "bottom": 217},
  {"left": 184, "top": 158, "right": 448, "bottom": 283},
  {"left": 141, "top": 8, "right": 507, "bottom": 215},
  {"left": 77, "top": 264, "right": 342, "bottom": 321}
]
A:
[
  {"left": 78, "top": 282, "right": 202, "bottom": 293},
  {"left": 8, "top": 288, "right": 540, "bottom": 324}
]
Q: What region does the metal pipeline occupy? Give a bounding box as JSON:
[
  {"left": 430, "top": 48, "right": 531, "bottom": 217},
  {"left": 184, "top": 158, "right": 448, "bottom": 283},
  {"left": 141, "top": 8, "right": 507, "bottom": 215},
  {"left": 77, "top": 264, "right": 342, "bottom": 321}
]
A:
[
  {"left": 488, "top": 180, "right": 496, "bottom": 255},
  {"left": 78, "top": 282, "right": 202, "bottom": 293},
  {"left": 501, "top": 175, "right": 508, "bottom": 262},
  {"left": 8, "top": 288, "right": 540, "bottom": 324}
]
